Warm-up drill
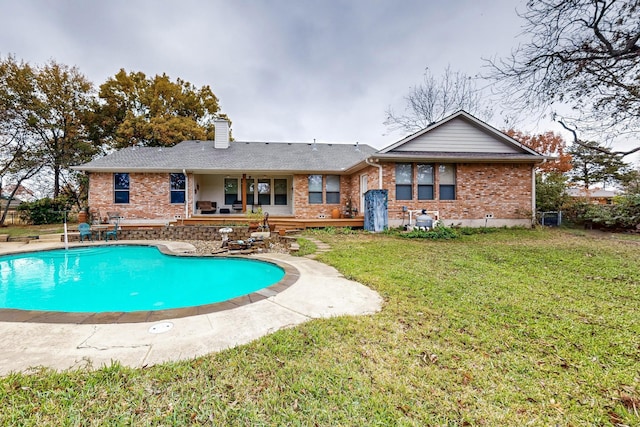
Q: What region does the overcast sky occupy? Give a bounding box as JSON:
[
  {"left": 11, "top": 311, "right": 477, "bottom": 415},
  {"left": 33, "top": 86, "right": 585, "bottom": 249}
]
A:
[{"left": 0, "top": 0, "right": 572, "bottom": 151}]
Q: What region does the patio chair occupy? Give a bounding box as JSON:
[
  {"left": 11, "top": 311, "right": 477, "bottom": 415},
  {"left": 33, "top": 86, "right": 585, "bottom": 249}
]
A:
[
  {"left": 78, "top": 222, "right": 93, "bottom": 242},
  {"left": 196, "top": 200, "right": 217, "bottom": 214},
  {"left": 232, "top": 200, "right": 243, "bottom": 212},
  {"left": 104, "top": 219, "right": 120, "bottom": 242}
]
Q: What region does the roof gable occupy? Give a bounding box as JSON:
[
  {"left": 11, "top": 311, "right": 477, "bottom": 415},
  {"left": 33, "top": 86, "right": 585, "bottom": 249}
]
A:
[{"left": 379, "top": 110, "right": 540, "bottom": 156}]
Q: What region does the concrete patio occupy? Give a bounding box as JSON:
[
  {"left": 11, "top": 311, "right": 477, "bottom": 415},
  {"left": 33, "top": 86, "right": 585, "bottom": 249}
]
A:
[{"left": 0, "top": 240, "right": 382, "bottom": 375}]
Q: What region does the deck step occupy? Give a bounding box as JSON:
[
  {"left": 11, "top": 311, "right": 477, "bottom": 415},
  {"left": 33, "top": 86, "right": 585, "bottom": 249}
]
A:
[{"left": 32, "top": 233, "right": 65, "bottom": 243}]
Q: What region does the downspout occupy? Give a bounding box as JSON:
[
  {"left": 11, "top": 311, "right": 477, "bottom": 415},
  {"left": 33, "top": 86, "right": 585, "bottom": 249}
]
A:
[
  {"left": 531, "top": 167, "right": 536, "bottom": 226},
  {"left": 365, "top": 157, "right": 383, "bottom": 189},
  {"left": 183, "top": 169, "right": 189, "bottom": 219}
]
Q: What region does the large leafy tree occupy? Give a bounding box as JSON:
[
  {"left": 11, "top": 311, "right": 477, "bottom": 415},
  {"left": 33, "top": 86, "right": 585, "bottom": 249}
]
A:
[
  {"left": 506, "top": 130, "right": 573, "bottom": 212},
  {"left": 97, "top": 69, "right": 224, "bottom": 148},
  {"left": 0, "top": 132, "right": 44, "bottom": 225},
  {"left": 506, "top": 130, "right": 572, "bottom": 174},
  {"left": 488, "top": 0, "right": 640, "bottom": 156},
  {"left": 0, "top": 56, "right": 98, "bottom": 198},
  {"left": 385, "top": 66, "right": 493, "bottom": 134},
  {"left": 568, "top": 140, "right": 630, "bottom": 188}
]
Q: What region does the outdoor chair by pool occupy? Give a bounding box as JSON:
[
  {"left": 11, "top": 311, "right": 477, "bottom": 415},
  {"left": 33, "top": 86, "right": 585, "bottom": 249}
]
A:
[
  {"left": 105, "top": 220, "right": 119, "bottom": 242},
  {"left": 78, "top": 222, "right": 93, "bottom": 242}
]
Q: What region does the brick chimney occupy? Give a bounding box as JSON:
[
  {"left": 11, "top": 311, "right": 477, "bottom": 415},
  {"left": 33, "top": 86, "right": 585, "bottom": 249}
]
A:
[{"left": 213, "top": 118, "right": 229, "bottom": 149}]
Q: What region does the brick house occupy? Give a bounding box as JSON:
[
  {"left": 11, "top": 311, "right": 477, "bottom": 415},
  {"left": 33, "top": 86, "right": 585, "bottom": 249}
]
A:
[{"left": 74, "top": 111, "right": 546, "bottom": 228}]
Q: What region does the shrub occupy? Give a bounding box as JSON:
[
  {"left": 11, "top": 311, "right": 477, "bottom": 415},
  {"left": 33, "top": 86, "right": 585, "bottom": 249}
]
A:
[
  {"left": 16, "top": 197, "right": 71, "bottom": 225},
  {"left": 578, "top": 194, "right": 640, "bottom": 229}
]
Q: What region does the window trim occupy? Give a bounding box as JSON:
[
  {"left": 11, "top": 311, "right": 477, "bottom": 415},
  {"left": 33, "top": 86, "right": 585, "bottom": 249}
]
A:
[
  {"left": 417, "top": 163, "right": 434, "bottom": 201},
  {"left": 438, "top": 164, "right": 456, "bottom": 201},
  {"left": 169, "top": 173, "right": 186, "bottom": 204},
  {"left": 113, "top": 173, "right": 130, "bottom": 204},
  {"left": 395, "top": 163, "right": 413, "bottom": 201},
  {"left": 325, "top": 175, "right": 341, "bottom": 205},
  {"left": 224, "top": 178, "right": 239, "bottom": 205},
  {"left": 308, "top": 174, "right": 323, "bottom": 204}
]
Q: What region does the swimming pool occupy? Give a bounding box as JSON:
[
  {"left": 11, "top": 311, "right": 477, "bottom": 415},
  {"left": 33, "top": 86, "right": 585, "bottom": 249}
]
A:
[{"left": 0, "top": 246, "right": 286, "bottom": 314}]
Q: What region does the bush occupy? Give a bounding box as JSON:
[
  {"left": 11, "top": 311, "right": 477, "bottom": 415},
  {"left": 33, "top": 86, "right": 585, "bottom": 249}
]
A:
[
  {"left": 16, "top": 197, "right": 72, "bottom": 225},
  {"left": 578, "top": 194, "right": 640, "bottom": 229}
]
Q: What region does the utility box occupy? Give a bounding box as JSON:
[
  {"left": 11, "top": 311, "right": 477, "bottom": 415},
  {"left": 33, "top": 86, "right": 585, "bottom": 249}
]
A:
[
  {"left": 540, "top": 211, "right": 562, "bottom": 227},
  {"left": 364, "top": 189, "right": 388, "bottom": 232}
]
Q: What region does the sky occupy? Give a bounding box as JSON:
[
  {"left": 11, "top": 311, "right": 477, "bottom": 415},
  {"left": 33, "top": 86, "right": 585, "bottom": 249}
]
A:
[
  {"left": 0, "top": 0, "right": 536, "bottom": 148},
  {"left": 4, "top": 0, "right": 637, "bottom": 167}
]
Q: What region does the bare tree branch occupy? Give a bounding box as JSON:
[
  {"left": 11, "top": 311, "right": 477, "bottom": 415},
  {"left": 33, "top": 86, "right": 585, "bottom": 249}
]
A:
[{"left": 486, "top": 0, "right": 640, "bottom": 154}]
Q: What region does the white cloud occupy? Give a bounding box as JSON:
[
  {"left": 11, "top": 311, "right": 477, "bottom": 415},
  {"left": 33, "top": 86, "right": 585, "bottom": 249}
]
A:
[{"left": 2, "top": 0, "right": 577, "bottom": 153}]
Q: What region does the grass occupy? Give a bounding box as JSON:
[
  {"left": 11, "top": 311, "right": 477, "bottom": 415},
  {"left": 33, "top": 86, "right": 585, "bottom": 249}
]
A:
[
  {"left": 292, "top": 237, "right": 317, "bottom": 257},
  {"left": 1, "top": 228, "right": 639, "bottom": 425},
  {"left": 0, "top": 223, "right": 65, "bottom": 237}
]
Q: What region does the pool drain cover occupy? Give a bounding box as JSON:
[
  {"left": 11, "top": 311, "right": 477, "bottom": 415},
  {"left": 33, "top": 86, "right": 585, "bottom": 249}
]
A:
[{"left": 148, "top": 322, "right": 174, "bottom": 334}]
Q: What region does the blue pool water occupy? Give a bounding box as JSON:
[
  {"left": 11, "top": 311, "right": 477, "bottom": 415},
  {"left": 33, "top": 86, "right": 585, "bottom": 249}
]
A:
[{"left": 0, "top": 246, "right": 285, "bottom": 313}]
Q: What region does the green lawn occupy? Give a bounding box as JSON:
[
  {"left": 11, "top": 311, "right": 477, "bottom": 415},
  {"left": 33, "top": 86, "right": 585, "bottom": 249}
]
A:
[
  {"left": 0, "top": 223, "right": 64, "bottom": 237},
  {"left": 1, "top": 228, "right": 639, "bottom": 425}
]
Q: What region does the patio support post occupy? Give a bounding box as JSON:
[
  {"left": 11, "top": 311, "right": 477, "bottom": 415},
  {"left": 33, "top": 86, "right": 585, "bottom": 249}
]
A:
[{"left": 241, "top": 174, "right": 247, "bottom": 213}]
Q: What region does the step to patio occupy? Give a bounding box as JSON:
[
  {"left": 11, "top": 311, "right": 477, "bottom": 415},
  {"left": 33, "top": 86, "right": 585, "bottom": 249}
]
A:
[
  {"left": 29, "top": 233, "right": 64, "bottom": 244},
  {"left": 303, "top": 237, "right": 331, "bottom": 259}
]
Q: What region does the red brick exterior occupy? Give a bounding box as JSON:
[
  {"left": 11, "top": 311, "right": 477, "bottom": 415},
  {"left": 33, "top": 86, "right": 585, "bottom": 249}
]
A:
[
  {"left": 292, "top": 174, "right": 358, "bottom": 218},
  {"left": 88, "top": 172, "right": 192, "bottom": 220},
  {"left": 379, "top": 162, "right": 534, "bottom": 226},
  {"left": 87, "top": 162, "right": 534, "bottom": 226}
]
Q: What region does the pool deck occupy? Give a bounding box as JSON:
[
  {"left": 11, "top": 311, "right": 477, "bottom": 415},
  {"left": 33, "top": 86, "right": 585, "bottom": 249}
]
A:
[{"left": 0, "top": 240, "right": 382, "bottom": 376}]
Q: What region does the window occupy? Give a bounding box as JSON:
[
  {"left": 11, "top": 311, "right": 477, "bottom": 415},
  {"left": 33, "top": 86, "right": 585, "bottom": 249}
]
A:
[
  {"left": 439, "top": 164, "right": 456, "bottom": 200},
  {"left": 308, "top": 175, "right": 323, "bottom": 204},
  {"left": 170, "top": 173, "right": 186, "bottom": 204},
  {"left": 325, "top": 175, "right": 340, "bottom": 204},
  {"left": 258, "top": 179, "right": 271, "bottom": 205},
  {"left": 274, "top": 179, "right": 287, "bottom": 205},
  {"left": 246, "top": 180, "right": 255, "bottom": 206},
  {"left": 417, "top": 164, "right": 434, "bottom": 200},
  {"left": 114, "top": 173, "right": 130, "bottom": 204},
  {"left": 395, "top": 163, "right": 413, "bottom": 200},
  {"left": 224, "top": 178, "right": 238, "bottom": 205}
]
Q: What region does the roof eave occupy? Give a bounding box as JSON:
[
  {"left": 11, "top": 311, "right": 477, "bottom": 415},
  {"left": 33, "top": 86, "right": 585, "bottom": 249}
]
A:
[{"left": 371, "top": 153, "right": 548, "bottom": 163}]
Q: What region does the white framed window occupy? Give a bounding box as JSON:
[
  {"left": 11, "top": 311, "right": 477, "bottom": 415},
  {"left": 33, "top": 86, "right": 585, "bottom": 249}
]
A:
[
  {"left": 170, "top": 173, "right": 186, "bottom": 204},
  {"left": 395, "top": 163, "right": 412, "bottom": 200},
  {"left": 114, "top": 173, "right": 130, "bottom": 204},
  {"left": 417, "top": 164, "right": 434, "bottom": 200},
  {"left": 308, "top": 175, "right": 323, "bottom": 204},
  {"left": 325, "top": 175, "right": 340, "bottom": 204},
  {"left": 439, "top": 164, "right": 456, "bottom": 200}
]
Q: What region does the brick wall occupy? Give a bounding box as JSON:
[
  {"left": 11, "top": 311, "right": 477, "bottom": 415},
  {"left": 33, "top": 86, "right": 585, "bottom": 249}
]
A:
[
  {"left": 88, "top": 172, "right": 190, "bottom": 220},
  {"left": 88, "top": 162, "right": 534, "bottom": 226},
  {"left": 380, "top": 162, "right": 534, "bottom": 225},
  {"left": 292, "top": 174, "right": 360, "bottom": 218}
]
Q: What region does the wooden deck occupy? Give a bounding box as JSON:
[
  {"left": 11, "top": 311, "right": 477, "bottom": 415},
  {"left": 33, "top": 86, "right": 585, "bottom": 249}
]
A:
[{"left": 181, "top": 215, "right": 364, "bottom": 231}]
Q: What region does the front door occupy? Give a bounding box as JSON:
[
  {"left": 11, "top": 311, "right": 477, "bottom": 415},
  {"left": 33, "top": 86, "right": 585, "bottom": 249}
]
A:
[{"left": 360, "top": 174, "right": 368, "bottom": 214}]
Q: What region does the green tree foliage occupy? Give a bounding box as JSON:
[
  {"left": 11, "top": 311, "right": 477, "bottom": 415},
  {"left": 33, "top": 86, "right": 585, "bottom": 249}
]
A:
[
  {"left": 0, "top": 56, "right": 98, "bottom": 198},
  {"left": 16, "top": 196, "right": 71, "bottom": 225},
  {"left": 568, "top": 140, "right": 630, "bottom": 189},
  {"left": 97, "top": 69, "right": 224, "bottom": 148},
  {"left": 536, "top": 172, "right": 570, "bottom": 212},
  {"left": 619, "top": 167, "right": 640, "bottom": 195}
]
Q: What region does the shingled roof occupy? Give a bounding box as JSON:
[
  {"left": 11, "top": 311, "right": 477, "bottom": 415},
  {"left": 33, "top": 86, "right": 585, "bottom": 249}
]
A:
[{"left": 75, "top": 140, "right": 376, "bottom": 174}]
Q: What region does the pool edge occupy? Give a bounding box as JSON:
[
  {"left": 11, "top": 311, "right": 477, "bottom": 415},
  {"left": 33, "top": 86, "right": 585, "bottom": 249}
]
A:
[{"left": 0, "top": 242, "right": 301, "bottom": 324}]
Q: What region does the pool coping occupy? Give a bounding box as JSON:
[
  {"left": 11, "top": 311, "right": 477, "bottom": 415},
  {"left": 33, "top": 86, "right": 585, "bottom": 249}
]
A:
[{"left": 0, "top": 242, "right": 300, "bottom": 324}]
